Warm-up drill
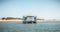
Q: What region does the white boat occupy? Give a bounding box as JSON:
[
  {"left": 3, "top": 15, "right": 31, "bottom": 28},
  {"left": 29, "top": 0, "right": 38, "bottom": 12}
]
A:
[{"left": 23, "top": 16, "right": 37, "bottom": 24}]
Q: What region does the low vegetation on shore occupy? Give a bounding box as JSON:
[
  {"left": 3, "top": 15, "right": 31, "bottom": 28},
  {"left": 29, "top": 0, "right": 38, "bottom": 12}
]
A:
[{"left": 1, "top": 17, "right": 22, "bottom": 20}]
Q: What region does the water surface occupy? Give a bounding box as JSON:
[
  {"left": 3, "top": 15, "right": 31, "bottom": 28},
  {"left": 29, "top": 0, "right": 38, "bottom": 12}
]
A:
[{"left": 0, "top": 21, "right": 60, "bottom": 32}]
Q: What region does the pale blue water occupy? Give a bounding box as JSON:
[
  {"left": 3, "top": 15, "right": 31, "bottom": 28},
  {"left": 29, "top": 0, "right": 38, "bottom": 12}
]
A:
[{"left": 0, "top": 21, "right": 60, "bottom": 32}]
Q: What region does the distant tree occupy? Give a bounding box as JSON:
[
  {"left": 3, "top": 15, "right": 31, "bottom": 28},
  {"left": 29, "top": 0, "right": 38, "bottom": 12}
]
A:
[
  {"left": 2, "top": 17, "right": 5, "bottom": 20},
  {"left": 1, "top": 17, "right": 22, "bottom": 20},
  {"left": 6, "top": 17, "right": 14, "bottom": 20}
]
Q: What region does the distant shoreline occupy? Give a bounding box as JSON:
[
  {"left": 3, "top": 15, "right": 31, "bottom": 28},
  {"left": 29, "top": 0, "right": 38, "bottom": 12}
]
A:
[
  {"left": 0, "top": 20, "right": 23, "bottom": 22},
  {"left": 0, "top": 20, "right": 60, "bottom": 22}
]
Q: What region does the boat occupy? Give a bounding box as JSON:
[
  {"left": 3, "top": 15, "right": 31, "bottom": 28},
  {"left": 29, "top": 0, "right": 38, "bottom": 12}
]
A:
[{"left": 23, "top": 16, "right": 37, "bottom": 24}]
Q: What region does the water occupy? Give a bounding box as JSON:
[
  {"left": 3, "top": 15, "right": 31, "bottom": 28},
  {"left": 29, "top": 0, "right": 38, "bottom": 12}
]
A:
[{"left": 0, "top": 21, "right": 60, "bottom": 32}]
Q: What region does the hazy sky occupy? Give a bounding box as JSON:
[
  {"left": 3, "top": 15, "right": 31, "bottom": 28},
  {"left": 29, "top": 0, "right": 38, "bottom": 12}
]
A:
[{"left": 0, "top": 0, "right": 60, "bottom": 19}]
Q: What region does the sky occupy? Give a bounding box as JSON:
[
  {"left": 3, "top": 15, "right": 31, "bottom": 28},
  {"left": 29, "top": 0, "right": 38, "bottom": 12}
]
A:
[{"left": 0, "top": 0, "right": 60, "bottom": 19}]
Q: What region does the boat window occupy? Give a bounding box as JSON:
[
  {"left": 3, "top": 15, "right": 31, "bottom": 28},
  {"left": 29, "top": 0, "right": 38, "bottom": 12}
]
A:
[{"left": 26, "top": 17, "right": 34, "bottom": 21}]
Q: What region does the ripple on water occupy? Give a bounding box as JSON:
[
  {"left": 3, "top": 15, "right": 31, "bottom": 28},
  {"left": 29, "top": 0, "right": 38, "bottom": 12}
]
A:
[{"left": 0, "top": 21, "right": 60, "bottom": 32}]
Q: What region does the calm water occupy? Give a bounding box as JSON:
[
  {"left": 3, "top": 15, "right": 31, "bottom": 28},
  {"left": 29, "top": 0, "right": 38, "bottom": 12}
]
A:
[{"left": 0, "top": 21, "right": 60, "bottom": 32}]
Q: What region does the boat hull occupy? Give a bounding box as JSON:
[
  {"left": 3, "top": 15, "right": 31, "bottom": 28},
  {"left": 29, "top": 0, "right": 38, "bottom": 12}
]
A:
[{"left": 23, "top": 21, "right": 36, "bottom": 24}]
